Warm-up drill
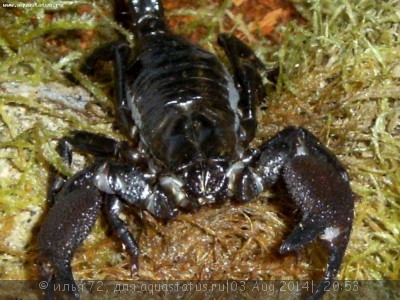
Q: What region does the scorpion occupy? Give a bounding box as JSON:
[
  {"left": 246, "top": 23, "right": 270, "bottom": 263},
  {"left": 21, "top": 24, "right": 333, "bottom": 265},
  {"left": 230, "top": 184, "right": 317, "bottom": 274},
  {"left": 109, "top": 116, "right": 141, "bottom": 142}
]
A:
[{"left": 37, "top": 0, "right": 355, "bottom": 299}]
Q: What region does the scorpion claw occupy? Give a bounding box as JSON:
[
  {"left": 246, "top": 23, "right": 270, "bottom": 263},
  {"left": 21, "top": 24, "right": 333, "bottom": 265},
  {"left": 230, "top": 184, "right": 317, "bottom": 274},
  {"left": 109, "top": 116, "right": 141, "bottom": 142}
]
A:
[
  {"left": 255, "top": 127, "right": 354, "bottom": 299},
  {"left": 281, "top": 139, "right": 355, "bottom": 299},
  {"left": 38, "top": 166, "right": 103, "bottom": 300},
  {"left": 279, "top": 221, "right": 327, "bottom": 254}
]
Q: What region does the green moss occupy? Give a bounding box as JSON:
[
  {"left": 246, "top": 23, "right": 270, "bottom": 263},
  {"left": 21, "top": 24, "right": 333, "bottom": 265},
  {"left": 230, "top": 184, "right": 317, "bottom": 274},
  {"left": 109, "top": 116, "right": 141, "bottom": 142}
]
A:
[
  {"left": 281, "top": 0, "right": 400, "bottom": 281},
  {"left": 0, "top": 0, "right": 399, "bottom": 293}
]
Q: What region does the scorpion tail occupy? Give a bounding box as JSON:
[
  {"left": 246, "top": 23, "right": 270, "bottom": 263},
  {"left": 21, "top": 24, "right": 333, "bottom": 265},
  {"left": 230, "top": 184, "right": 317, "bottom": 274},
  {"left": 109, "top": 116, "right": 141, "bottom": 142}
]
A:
[{"left": 116, "top": 0, "right": 169, "bottom": 37}]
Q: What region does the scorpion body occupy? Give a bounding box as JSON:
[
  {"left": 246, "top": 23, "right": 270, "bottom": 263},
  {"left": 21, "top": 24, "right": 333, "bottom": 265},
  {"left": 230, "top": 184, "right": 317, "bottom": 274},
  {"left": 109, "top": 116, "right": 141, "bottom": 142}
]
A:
[{"left": 37, "top": 1, "right": 355, "bottom": 299}]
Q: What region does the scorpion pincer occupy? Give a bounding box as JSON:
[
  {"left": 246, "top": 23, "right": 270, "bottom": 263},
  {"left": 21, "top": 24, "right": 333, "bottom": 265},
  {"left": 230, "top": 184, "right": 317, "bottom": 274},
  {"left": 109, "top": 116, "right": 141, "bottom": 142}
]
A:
[{"left": 37, "top": 0, "right": 355, "bottom": 299}]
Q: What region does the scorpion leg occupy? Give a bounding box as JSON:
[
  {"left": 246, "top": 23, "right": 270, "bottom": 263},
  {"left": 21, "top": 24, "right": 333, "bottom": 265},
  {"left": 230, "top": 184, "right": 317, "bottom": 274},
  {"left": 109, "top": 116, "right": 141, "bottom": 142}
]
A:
[
  {"left": 57, "top": 130, "right": 145, "bottom": 164},
  {"left": 47, "top": 137, "right": 73, "bottom": 204},
  {"left": 217, "top": 33, "right": 266, "bottom": 144},
  {"left": 81, "top": 41, "right": 136, "bottom": 138},
  {"left": 47, "top": 130, "right": 146, "bottom": 205},
  {"left": 104, "top": 194, "right": 141, "bottom": 275},
  {"left": 253, "top": 126, "right": 355, "bottom": 300}
]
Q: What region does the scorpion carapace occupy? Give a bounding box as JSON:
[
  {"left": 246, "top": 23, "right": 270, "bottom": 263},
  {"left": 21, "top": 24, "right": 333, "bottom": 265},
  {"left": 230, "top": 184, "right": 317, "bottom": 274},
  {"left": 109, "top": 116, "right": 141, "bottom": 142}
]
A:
[{"left": 37, "top": 1, "right": 355, "bottom": 299}]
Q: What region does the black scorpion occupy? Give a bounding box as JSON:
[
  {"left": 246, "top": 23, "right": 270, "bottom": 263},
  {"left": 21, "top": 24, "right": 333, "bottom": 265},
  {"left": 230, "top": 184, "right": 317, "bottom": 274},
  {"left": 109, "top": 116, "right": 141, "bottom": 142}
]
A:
[{"left": 37, "top": 0, "right": 355, "bottom": 299}]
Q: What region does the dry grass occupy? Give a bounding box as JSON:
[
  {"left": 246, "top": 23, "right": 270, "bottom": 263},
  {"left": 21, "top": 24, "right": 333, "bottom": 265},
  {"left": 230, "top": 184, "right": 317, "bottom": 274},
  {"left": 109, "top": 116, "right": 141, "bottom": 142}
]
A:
[{"left": 0, "top": 0, "right": 399, "bottom": 298}]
